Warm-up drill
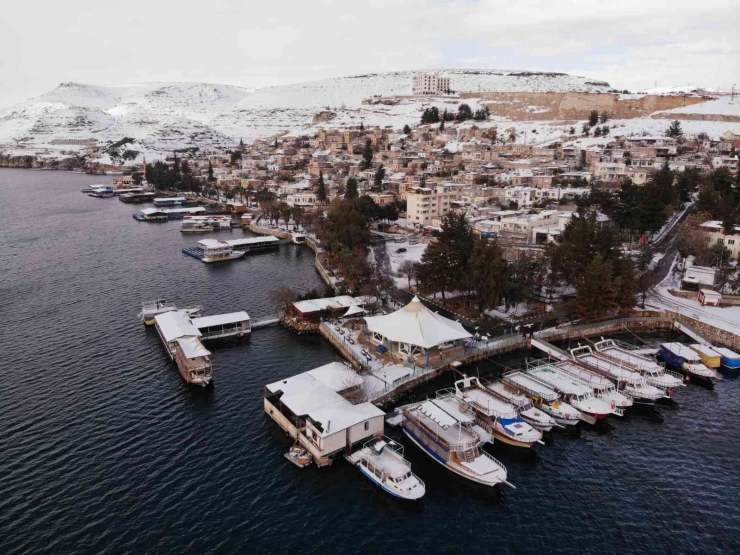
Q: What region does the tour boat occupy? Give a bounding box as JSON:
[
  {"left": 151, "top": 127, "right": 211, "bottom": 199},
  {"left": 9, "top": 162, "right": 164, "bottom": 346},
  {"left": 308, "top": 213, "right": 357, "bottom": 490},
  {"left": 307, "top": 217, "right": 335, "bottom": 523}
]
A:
[
  {"left": 555, "top": 360, "right": 633, "bottom": 410},
  {"left": 688, "top": 344, "right": 722, "bottom": 369},
  {"left": 484, "top": 380, "right": 558, "bottom": 432},
  {"left": 181, "top": 221, "right": 214, "bottom": 233},
  {"left": 526, "top": 365, "right": 617, "bottom": 424},
  {"left": 402, "top": 400, "right": 512, "bottom": 488},
  {"left": 186, "top": 240, "right": 246, "bottom": 263},
  {"left": 502, "top": 371, "right": 582, "bottom": 426},
  {"left": 345, "top": 435, "right": 425, "bottom": 500},
  {"left": 81, "top": 184, "right": 108, "bottom": 193},
  {"left": 594, "top": 338, "right": 685, "bottom": 392},
  {"left": 449, "top": 377, "right": 543, "bottom": 448},
  {"left": 713, "top": 347, "right": 740, "bottom": 370},
  {"left": 570, "top": 345, "right": 667, "bottom": 404},
  {"left": 659, "top": 343, "right": 721, "bottom": 381},
  {"left": 89, "top": 188, "right": 115, "bottom": 198},
  {"left": 138, "top": 299, "right": 202, "bottom": 325}
]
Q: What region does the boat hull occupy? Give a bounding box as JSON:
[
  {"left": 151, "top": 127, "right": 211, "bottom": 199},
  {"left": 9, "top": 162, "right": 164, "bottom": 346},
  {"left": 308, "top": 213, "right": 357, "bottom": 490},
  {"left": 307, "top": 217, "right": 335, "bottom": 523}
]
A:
[
  {"left": 721, "top": 357, "right": 740, "bottom": 370},
  {"left": 401, "top": 424, "right": 503, "bottom": 487},
  {"left": 492, "top": 431, "right": 537, "bottom": 449},
  {"left": 357, "top": 464, "right": 423, "bottom": 500}
]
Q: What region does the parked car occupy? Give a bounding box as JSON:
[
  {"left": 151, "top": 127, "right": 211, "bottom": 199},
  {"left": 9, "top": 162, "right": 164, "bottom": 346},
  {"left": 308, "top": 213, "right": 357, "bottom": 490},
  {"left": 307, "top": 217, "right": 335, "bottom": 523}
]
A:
[{"left": 396, "top": 247, "right": 407, "bottom": 253}]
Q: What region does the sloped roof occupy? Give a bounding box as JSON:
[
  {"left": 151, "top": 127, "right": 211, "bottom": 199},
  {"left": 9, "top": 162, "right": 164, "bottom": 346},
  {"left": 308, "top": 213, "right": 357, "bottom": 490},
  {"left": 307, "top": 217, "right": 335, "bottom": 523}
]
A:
[{"left": 364, "top": 297, "right": 471, "bottom": 349}]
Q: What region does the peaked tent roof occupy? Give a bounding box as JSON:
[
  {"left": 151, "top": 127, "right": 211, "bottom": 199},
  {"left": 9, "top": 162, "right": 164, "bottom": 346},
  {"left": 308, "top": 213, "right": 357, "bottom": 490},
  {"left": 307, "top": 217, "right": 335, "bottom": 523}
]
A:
[{"left": 363, "top": 297, "right": 471, "bottom": 349}]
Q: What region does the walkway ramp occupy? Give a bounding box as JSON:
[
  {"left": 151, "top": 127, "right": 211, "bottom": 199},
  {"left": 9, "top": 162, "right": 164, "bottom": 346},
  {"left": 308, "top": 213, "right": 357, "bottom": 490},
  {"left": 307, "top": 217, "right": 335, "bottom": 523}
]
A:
[
  {"left": 531, "top": 338, "right": 570, "bottom": 361},
  {"left": 673, "top": 320, "right": 711, "bottom": 346}
]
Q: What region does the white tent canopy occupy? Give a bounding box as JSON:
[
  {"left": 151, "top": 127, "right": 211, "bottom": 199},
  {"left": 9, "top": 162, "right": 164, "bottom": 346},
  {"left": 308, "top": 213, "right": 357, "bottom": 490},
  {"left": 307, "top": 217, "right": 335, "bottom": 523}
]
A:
[{"left": 363, "top": 297, "right": 471, "bottom": 350}]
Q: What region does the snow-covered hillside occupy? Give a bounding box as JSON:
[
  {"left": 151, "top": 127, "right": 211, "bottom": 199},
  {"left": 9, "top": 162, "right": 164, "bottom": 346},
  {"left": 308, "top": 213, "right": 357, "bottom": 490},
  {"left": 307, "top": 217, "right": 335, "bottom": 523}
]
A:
[{"left": 0, "top": 70, "right": 613, "bottom": 159}]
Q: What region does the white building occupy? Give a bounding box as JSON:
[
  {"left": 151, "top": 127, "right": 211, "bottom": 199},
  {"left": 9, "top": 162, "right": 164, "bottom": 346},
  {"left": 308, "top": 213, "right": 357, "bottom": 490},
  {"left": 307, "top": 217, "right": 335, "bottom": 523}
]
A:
[
  {"left": 700, "top": 220, "right": 740, "bottom": 259},
  {"left": 412, "top": 74, "right": 451, "bottom": 95},
  {"left": 405, "top": 185, "right": 456, "bottom": 229}
]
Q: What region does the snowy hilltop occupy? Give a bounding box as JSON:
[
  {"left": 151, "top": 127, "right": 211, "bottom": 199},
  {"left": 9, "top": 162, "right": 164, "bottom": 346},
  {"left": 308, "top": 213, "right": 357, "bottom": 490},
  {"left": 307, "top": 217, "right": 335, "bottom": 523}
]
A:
[{"left": 0, "top": 70, "right": 613, "bottom": 159}]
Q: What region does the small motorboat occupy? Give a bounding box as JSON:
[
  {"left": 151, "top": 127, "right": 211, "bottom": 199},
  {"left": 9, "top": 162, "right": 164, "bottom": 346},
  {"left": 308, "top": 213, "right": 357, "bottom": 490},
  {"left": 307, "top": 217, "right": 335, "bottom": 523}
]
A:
[{"left": 284, "top": 444, "right": 312, "bottom": 468}]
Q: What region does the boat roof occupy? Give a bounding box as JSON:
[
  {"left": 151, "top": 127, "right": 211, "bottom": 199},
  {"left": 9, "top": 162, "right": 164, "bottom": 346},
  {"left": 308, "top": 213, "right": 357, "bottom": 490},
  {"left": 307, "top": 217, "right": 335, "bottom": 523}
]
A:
[
  {"left": 165, "top": 207, "right": 206, "bottom": 214},
  {"left": 411, "top": 402, "right": 477, "bottom": 446},
  {"left": 598, "top": 346, "right": 661, "bottom": 370},
  {"left": 713, "top": 346, "right": 740, "bottom": 359},
  {"left": 462, "top": 386, "right": 517, "bottom": 417},
  {"left": 176, "top": 336, "right": 211, "bottom": 359},
  {"left": 486, "top": 381, "right": 529, "bottom": 405},
  {"left": 432, "top": 398, "right": 475, "bottom": 423},
  {"left": 662, "top": 342, "right": 701, "bottom": 360},
  {"left": 191, "top": 311, "right": 250, "bottom": 328},
  {"left": 578, "top": 354, "right": 643, "bottom": 381},
  {"left": 689, "top": 344, "right": 722, "bottom": 357},
  {"left": 307, "top": 402, "right": 384, "bottom": 438},
  {"left": 293, "top": 295, "right": 360, "bottom": 314},
  {"left": 198, "top": 239, "right": 231, "bottom": 248},
  {"left": 528, "top": 367, "right": 593, "bottom": 395},
  {"left": 155, "top": 310, "right": 202, "bottom": 342},
  {"left": 556, "top": 361, "right": 614, "bottom": 388},
  {"left": 226, "top": 236, "right": 280, "bottom": 247},
  {"left": 140, "top": 207, "right": 166, "bottom": 215},
  {"left": 504, "top": 372, "right": 559, "bottom": 401},
  {"left": 154, "top": 197, "right": 186, "bottom": 202}
]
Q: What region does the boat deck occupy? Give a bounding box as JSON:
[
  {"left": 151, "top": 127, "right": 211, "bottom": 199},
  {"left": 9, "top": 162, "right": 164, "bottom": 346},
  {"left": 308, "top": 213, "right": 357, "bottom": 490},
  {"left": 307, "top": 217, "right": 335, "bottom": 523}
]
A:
[
  {"left": 598, "top": 346, "right": 661, "bottom": 371},
  {"left": 556, "top": 361, "right": 615, "bottom": 390},
  {"left": 462, "top": 387, "right": 518, "bottom": 418},
  {"left": 503, "top": 372, "right": 559, "bottom": 401},
  {"left": 577, "top": 354, "right": 643, "bottom": 383},
  {"left": 528, "top": 367, "right": 593, "bottom": 396}
]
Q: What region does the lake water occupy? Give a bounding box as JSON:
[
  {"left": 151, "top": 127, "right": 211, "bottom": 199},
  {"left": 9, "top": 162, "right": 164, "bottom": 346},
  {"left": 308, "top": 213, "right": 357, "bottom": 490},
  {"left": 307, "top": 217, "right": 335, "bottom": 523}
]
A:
[{"left": 1, "top": 169, "right": 739, "bottom": 554}]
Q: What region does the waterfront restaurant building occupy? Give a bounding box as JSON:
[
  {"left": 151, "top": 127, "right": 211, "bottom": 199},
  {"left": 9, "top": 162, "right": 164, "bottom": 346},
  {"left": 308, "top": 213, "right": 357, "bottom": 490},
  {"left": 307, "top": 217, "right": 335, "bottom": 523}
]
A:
[
  {"left": 264, "top": 363, "right": 384, "bottom": 466},
  {"left": 363, "top": 297, "right": 472, "bottom": 368}
]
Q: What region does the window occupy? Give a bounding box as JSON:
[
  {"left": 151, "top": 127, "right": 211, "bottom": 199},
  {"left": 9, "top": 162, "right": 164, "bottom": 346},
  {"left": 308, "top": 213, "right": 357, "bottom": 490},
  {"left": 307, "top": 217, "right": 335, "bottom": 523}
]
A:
[
  {"left": 364, "top": 421, "right": 369, "bottom": 431},
  {"left": 729, "top": 239, "right": 735, "bottom": 245},
  {"left": 718, "top": 238, "right": 725, "bottom": 244}
]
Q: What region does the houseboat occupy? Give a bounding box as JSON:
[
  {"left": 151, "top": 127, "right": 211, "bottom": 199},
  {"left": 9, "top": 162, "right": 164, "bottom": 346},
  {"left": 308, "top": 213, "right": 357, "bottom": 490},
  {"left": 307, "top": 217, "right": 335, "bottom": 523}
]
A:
[
  {"left": 484, "top": 380, "right": 558, "bottom": 432},
  {"left": 181, "top": 215, "right": 232, "bottom": 232},
  {"left": 555, "top": 360, "right": 633, "bottom": 410},
  {"left": 659, "top": 343, "right": 721, "bottom": 380},
  {"left": 173, "top": 337, "right": 213, "bottom": 387},
  {"left": 153, "top": 196, "right": 188, "bottom": 207},
  {"left": 688, "top": 344, "right": 722, "bottom": 369},
  {"left": 401, "top": 400, "right": 512, "bottom": 488},
  {"left": 89, "top": 188, "right": 115, "bottom": 198},
  {"left": 526, "top": 364, "right": 617, "bottom": 424},
  {"left": 714, "top": 347, "right": 740, "bottom": 370},
  {"left": 190, "top": 311, "right": 251, "bottom": 339},
  {"left": 133, "top": 208, "right": 169, "bottom": 222},
  {"left": 345, "top": 435, "right": 425, "bottom": 500},
  {"left": 450, "top": 377, "right": 543, "bottom": 448},
  {"left": 119, "top": 192, "right": 155, "bottom": 204},
  {"left": 226, "top": 236, "right": 281, "bottom": 253},
  {"left": 81, "top": 184, "right": 109, "bottom": 193},
  {"left": 570, "top": 346, "right": 667, "bottom": 404},
  {"left": 292, "top": 233, "right": 307, "bottom": 245},
  {"left": 181, "top": 221, "right": 214, "bottom": 233},
  {"left": 594, "top": 339, "right": 685, "bottom": 392},
  {"left": 502, "top": 371, "right": 581, "bottom": 426},
  {"left": 183, "top": 239, "right": 246, "bottom": 263}
]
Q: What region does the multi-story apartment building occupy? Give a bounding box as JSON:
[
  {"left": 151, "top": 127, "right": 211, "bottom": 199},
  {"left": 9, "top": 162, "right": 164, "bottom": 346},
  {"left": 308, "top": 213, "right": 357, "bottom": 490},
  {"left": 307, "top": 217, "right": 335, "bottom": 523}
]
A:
[
  {"left": 700, "top": 221, "right": 740, "bottom": 259},
  {"left": 412, "top": 74, "right": 451, "bottom": 95},
  {"left": 406, "top": 185, "right": 456, "bottom": 228}
]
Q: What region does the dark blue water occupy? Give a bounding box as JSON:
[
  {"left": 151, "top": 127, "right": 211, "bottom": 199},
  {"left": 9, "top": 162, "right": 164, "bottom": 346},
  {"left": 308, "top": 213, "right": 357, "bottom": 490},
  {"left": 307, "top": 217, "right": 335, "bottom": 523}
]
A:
[{"left": 2, "top": 169, "right": 740, "bottom": 555}]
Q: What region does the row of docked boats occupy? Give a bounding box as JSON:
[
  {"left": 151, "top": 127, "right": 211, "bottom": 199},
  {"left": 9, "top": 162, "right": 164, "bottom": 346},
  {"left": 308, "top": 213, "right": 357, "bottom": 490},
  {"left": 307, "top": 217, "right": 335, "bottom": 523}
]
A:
[{"left": 369, "top": 337, "right": 739, "bottom": 496}]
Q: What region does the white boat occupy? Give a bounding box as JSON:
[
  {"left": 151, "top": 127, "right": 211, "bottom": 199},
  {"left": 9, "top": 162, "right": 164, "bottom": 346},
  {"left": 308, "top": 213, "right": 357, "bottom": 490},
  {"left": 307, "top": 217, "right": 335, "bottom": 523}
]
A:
[
  {"left": 181, "top": 215, "right": 232, "bottom": 233},
  {"left": 554, "top": 359, "right": 633, "bottom": 410},
  {"left": 526, "top": 364, "right": 619, "bottom": 424},
  {"left": 570, "top": 345, "right": 667, "bottom": 404},
  {"left": 193, "top": 240, "right": 246, "bottom": 263},
  {"left": 448, "top": 377, "right": 543, "bottom": 448},
  {"left": 81, "top": 184, "right": 109, "bottom": 193},
  {"left": 502, "top": 371, "right": 581, "bottom": 426},
  {"left": 402, "top": 400, "right": 512, "bottom": 488},
  {"left": 345, "top": 435, "right": 425, "bottom": 500},
  {"left": 484, "top": 379, "right": 558, "bottom": 432},
  {"left": 181, "top": 221, "right": 214, "bottom": 233},
  {"left": 594, "top": 339, "right": 685, "bottom": 392}
]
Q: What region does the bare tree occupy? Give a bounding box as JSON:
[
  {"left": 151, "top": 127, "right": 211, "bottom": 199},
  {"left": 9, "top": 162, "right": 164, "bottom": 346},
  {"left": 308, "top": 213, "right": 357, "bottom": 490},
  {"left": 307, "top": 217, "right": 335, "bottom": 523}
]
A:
[
  {"left": 270, "top": 286, "right": 298, "bottom": 316},
  {"left": 398, "top": 260, "right": 417, "bottom": 290}
]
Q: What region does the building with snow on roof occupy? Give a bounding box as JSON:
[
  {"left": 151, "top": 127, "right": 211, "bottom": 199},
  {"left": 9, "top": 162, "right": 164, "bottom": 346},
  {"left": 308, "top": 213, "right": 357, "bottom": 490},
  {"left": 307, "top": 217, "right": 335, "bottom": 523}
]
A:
[
  {"left": 362, "top": 297, "right": 472, "bottom": 368},
  {"left": 264, "top": 362, "right": 385, "bottom": 466}
]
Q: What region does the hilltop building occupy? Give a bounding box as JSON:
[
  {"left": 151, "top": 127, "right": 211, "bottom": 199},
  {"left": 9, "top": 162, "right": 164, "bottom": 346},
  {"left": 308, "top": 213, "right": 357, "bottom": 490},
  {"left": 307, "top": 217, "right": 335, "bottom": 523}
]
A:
[{"left": 412, "top": 74, "right": 451, "bottom": 95}]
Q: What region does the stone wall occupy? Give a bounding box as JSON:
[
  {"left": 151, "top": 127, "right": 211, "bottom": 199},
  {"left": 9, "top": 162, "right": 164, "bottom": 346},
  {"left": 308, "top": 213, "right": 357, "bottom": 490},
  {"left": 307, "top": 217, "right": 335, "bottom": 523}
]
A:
[{"left": 664, "top": 310, "right": 740, "bottom": 351}]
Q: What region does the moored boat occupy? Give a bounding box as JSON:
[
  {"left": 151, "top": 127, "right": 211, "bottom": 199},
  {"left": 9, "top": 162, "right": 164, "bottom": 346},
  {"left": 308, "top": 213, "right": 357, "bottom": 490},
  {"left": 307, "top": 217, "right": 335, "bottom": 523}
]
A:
[
  {"left": 688, "top": 344, "right": 722, "bottom": 369},
  {"left": 555, "top": 360, "right": 633, "bottom": 410},
  {"left": 570, "top": 346, "right": 667, "bottom": 404},
  {"left": 345, "top": 435, "right": 425, "bottom": 500},
  {"left": 138, "top": 299, "right": 202, "bottom": 325},
  {"left": 659, "top": 343, "right": 721, "bottom": 381},
  {"left": 594, "top": 338, "right": 685, "bottom": 393},
  {"left": 714, "top": 347, "right": 740, "bottom": 370},
  {"left": 401, "top": 400, "right": 512, "bottom": 488},
  {"left": 183, "top": 239, "right": 246, "bottom": 263},
  {"left": 484, "top": 379, "right": 558, "bottom": 432},
  {"left": 526, "top": 364, "right": 617, "bottom": 424},
  {"left": 449, "top": 377, "right": 543, "bottom": 448},
  {"left": 502, "top": 371, "right": 581, "bottom": 426}
]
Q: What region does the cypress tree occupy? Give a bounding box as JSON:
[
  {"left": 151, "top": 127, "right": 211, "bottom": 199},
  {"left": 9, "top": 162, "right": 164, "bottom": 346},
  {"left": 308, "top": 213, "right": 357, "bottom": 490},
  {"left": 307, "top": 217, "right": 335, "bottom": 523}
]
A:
[
  {"left": 317, "top": 171, "right": 327, "bottom": 203},
  {"left": 345, "top": 177, "right": 359, "bottom": 199}
]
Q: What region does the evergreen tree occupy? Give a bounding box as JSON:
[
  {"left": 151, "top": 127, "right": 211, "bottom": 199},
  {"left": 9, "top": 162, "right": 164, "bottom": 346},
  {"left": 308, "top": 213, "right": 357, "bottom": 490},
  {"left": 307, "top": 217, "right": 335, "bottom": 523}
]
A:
[
  {"left": 207, "top": 160, "right": 215, "bottom": 182},
  {"left": 588, "top": 110, "right": 599, "bottom": 127},
  {"left": 403, "top": 124, "right": 411, "bottom": 134},
  {"left": 667, "top": 120, "right": 683, "bottom": 138},
  {"left": 576, "top": 255, "right": 617, "bottom": 319},
  {"left": 569, "top": 126, "right": 576, "bottom": 135},
  {"left": 239, "top": 137, "right": 245, "bottom": 149},
  {"left": 316, "top": 171, "right": 327, "bottom": 203},
  {"left": 420, "top": 107, "right": 440, "bottom": 124},
  {"left": 373, "top": 165, "right": 386, "bottom": 190},
  {"left": 582, "top": 123, "right": 590, "bottom": 135},
  {"left": 345, "top": 177, "right": 359, "bottom": 199},
  {"left": 456, "top": 103, "right": 473, "bottom": 122},
  {"left": 469, "top": 239, "right": 508, "bottom": 314},
  {"left": 594, "top": 126, "right": 602, "bottom": 137},
  {"left": 439, "top": 119, "right": 445, "bottom": 131},
  {"left": 359, "top": 121, "right": 364, "bottom": 132},
  {"left": 601, "top": 125, "right": 610, "bottom": 136},
  {"left": 599, "top": 111, "right": 609, "bottom": 124},
  {"left": 360, "top": 139, "right": 374, "bottom": 170}
]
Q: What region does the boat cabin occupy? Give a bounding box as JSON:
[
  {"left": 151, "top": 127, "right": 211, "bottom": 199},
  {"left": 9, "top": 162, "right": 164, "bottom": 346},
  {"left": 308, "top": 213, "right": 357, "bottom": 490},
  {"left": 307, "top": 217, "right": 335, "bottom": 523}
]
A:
[{"left": 191, "top": 311, "right": 251, "bottom": 339}]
